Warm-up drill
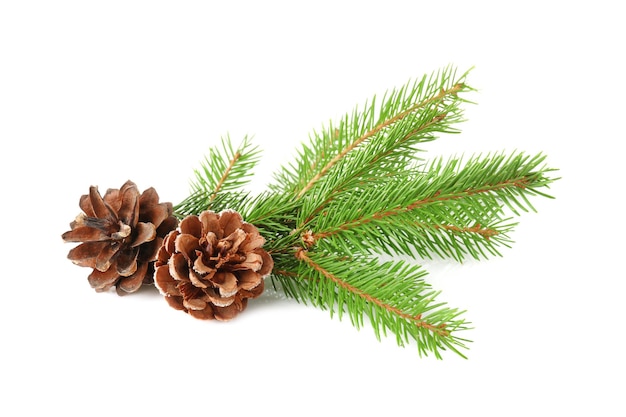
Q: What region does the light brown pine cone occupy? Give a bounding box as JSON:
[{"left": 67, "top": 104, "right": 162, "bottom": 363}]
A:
[
  {"left": 62, "top": 180, "right": 178, "bottom": 295},
  {"left": 154, "top": 210, "right": 273, "bottom": 321}
]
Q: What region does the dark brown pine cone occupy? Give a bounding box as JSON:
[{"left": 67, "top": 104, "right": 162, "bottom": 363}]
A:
[
  {"left": 154, "top": 210, "right": 273, "bottom": 321},
  {"left": 62, "top": 180, "right": 178, "bottom": 295}
]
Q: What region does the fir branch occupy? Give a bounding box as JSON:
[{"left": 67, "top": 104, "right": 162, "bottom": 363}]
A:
[
  {"left": 289, "top": 249, "right": 470, "bottom": 358},
  {"left": 174, "top": 135, "right": 261, "bottom": 217}
]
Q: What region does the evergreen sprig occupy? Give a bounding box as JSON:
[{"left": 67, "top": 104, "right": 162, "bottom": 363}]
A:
[
  {"left": 173, "top": 67, "right": 559, "bottom": 358},
  {"left": 174, "top": 135, "right": 261, "bottom": 218},
  {"left": 273, "top": 66, "right": 474, "bottom": 219},
  {"left": 293, "top": 249, "right": 470, "bottom": 359}
]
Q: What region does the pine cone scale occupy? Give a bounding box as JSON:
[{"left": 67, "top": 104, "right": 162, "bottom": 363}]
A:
[
  {"left": 214, "top": 299, "right": 246, "bottom": 321},
  {"left": 174, "top": 234, "right": 202, "bottom": 263},
  {"left": 116, "top": 185, "right": 138, "bottom": 225},
  {"left": 179, "top": 215, "right": 203, "bottom": 237},
  {"left": 223, "top": 229, "right": 247, "bottom": 253},
  {"left": 155, "top": 265, "right": 181, "bottom": 296},
  {"left": 239, "top": 279, "right": 264, "bottom": 298},
  {"left": 140, "top": 238, "right": 162, "bottom": 265},
  {"left": 193, "top": 252, "right": 215, "bottom": 275},
  {"left": 219, "top": 211, "right": 241, "bottom": 237},
  {"left": 162, "top": 230, "right": 178, "bottom": 257},
  {"left": 200, "top": 211, "right": 220, "bottom": 236},
  {"left": 238, "top": 270, "right": 263, "bottom": 290},
  {"left": 157, "top": 216, "right": 179, "bottom": 237},
  {"left": 240, "top": 231, "right": 265, "bottom": 252},
  {"left": 78, "top": 194, "right": 95, "bottom": 217},
  {"left": 102, "top": 187, "right": 121, "bottom": 211},
  {"left": 88, "top": 267, "right": 120, "bottom": 292},
  {"left": 130, "top": 222, "right": 157, "bottom": 247},
  {"left": 188, "top": 305, "right": 215, "bottom": 320},
  {"left": 95, "top": 242, "right": 120, "bottom": 271},
  {"left": 138, "top": 187, "right": 159, "bottom": 207},
  {"left": 213, "top": 271, "right": 238, "bottom": 297},
  {"left": 89, "top": 185, "right": 115, "bottom": 219},
  {"left": 68, "top": 241, "right": 108, "bottom": 267},
  {"left": 117, "top": 261, "right": 148, "bottom": 294},
  {"left": 62, "top": 226, "right": 110, "bottom": 242},
  {"left": 169, "top": 252, "right": 191, "bottom": 282},
  {"left": 257, "top": 250, "right": 274, "bottom": 276},
  {"left": 206, "top": 290, "right": 235, "bottom": 307},
  {"left": 183, "top": 297, "right": 206, "bottom": 311},
  {"left": 164, "top": 292, "right": 186, "bottom": 311},
  {"left": 141, "top": 204, "right": 171, "bottom": 230},
  {"left": 115, "top": 248, "right": 139, "bottom": 276},
  {"left": 189, "top": 269, "right": 210, "bottom": 288}
]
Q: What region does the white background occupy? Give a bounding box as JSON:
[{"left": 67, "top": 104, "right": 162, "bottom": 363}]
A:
[{"left": 1, "top": 1, "right": 624, "bottom": 415}]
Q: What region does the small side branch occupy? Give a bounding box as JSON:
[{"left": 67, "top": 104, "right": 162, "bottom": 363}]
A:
[
  {"left": 294, "top": 248, "right": 450, "bottom": 337},
  {"left": 296, "top": 84, "right": 464, "bottom": 199}
]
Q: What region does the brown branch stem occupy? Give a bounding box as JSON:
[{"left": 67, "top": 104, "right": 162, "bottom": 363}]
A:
[
  {"left": 273, "top": 269, "right": 300, "bottom": 278},
  {"left": 435, "top": 224, "right": 499, "bottom": 239},
  {"left": 210, "top": 151, "right": 241, "bottom": 202}
]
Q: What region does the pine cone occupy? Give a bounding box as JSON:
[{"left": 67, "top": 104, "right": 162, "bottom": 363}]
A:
[
  {"left": 154, "top": 210, "right": 274, "bottom": 321},
  {"left": 62, "top": 180, "right": 178, "bottom": 295}
]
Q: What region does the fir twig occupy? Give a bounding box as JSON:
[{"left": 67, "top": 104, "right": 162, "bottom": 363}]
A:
[
  {"left": 295, "top": 82, "right": 465, "bottom": 199},
  {"left": 174, "top": 135, "right": 261, "bottom": 217},
  {"left": 290, "top": 249, "right": 470, "bottom": 358},
  {"left": 271, "top": 66, "right": 473, "bottom": 220}
]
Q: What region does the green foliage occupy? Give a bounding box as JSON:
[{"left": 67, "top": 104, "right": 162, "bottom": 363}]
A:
[{"left": 174, "top": 67, "right": 559, "bottom": 358}]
